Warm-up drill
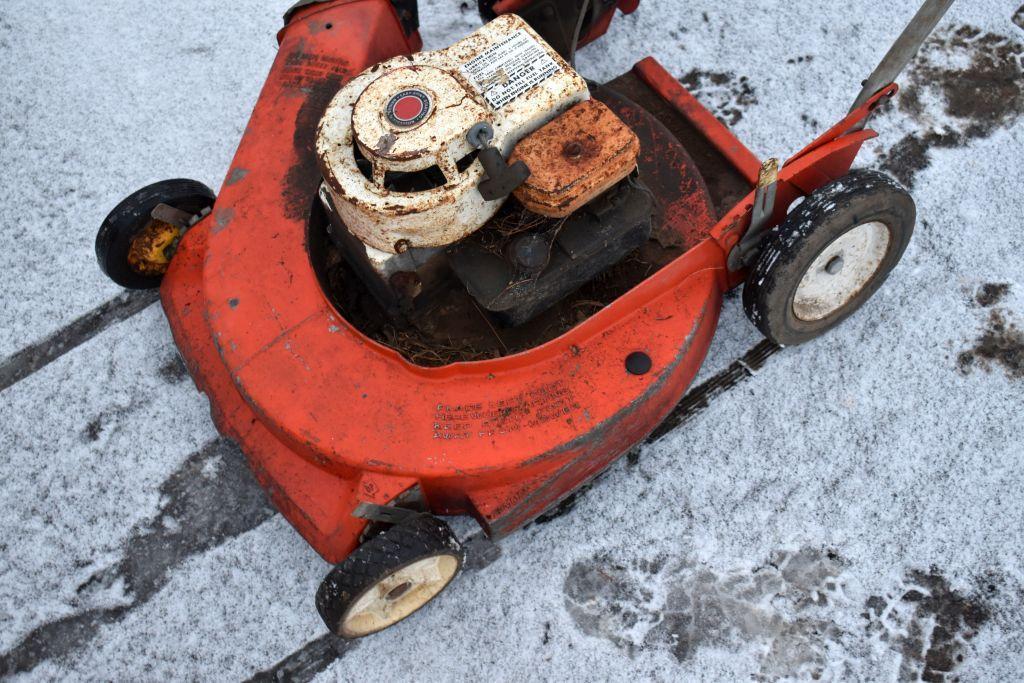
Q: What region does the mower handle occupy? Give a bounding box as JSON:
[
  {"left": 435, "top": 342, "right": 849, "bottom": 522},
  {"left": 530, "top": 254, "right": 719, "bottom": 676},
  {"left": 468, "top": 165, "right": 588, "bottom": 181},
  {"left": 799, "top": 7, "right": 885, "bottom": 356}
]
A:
[{"left": 850, "top": 0, "right": 956, "bottom": 120}]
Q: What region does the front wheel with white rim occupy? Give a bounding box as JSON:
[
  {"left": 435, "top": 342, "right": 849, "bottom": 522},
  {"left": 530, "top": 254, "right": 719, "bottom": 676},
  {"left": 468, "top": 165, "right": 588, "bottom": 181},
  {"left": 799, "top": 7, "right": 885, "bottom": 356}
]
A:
[
  {"left": 316, "top": 514, "right": 463, "bottom": 638},
  {"left": 743, "top": 169, "right": 916, "bottom": 346}
]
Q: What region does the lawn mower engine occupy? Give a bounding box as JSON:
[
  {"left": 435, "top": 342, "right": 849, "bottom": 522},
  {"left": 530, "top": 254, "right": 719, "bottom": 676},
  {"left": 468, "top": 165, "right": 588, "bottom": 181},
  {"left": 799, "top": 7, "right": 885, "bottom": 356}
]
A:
[{"left": 316, "top": 15, "right": 650, "bottom": 330}]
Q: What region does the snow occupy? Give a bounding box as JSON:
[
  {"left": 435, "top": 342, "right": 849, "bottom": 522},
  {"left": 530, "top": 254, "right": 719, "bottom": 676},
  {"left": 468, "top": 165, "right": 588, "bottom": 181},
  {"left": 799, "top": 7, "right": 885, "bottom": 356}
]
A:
[
  {"left": 25, "top": 516, "right": 325, "bottom": 681},
  {"left": 0, "top": 306, "right": 218, "bottom": 653},
  {"left": 1, "top": 0, "right": 1022, "bottom": 680},
  {"left": 0, "top": 0, "right": 274, "bottom": 358}
]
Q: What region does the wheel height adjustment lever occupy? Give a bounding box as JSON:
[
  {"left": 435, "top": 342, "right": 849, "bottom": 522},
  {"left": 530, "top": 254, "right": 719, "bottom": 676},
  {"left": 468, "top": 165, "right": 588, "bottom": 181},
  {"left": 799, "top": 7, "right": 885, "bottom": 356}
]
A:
[
  {"left": 729, "top": 158, "right": 780, "bottom": 271},
  {"left": 468, "top": 122, "right": 531, "bottom": 202}
]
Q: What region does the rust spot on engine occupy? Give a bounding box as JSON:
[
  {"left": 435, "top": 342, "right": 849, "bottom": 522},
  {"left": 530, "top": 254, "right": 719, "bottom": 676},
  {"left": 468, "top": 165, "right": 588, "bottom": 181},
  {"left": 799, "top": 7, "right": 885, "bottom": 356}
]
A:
[{"left": 376, "top": 132, "right": 398, "bottom": 155}]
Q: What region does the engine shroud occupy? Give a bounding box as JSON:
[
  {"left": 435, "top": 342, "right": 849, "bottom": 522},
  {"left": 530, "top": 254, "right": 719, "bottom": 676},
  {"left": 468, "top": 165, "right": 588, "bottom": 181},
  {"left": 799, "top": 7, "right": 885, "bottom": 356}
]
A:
[{"left": 316, "top": 14, "right": 588, "bottom": 255}]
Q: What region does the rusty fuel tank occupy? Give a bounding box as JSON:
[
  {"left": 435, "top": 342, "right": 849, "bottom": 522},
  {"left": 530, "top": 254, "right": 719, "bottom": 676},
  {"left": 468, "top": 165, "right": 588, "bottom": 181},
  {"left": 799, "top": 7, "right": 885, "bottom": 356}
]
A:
[{"left": 509, "top": 99, "right": 641, "bottom": 218}]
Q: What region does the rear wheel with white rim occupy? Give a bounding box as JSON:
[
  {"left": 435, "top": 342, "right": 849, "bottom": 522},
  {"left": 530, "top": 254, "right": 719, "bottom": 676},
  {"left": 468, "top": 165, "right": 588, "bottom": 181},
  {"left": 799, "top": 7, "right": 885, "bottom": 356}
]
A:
[
  {"left": 316, "top": 514, "right": 463, "bottom": 638},
  {"left": 743, "top": 169, "right": 916, "bottom": 346}
]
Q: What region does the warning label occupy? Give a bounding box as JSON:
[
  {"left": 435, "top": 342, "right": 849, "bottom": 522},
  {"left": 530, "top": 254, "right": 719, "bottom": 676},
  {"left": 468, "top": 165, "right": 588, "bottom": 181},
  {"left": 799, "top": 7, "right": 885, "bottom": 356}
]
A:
[
  {"left": 460, "top": 29, "right": 561, "bottom": 109},
  {"left": 432, "top": 381, "right": 581, "bottom": 441}
]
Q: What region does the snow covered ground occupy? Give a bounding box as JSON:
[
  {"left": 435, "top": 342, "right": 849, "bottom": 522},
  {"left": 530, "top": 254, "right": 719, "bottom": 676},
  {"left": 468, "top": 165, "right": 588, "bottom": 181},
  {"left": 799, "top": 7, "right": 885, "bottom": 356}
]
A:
[{"left": 1, "top": 0, "right": 1022, "bottom": 680}]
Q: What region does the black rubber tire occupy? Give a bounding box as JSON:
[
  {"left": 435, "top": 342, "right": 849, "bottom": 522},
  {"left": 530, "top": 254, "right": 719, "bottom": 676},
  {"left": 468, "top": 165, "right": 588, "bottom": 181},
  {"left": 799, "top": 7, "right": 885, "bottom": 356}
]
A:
[
  {"left": 316, "top": 514, "right": 463, "bottom": 638},
  {"left": 95, "top": 179, "right": 216, "bottom": 290},
  {"left": 742, "top": 169, "right": 916, "bottom": 347}
]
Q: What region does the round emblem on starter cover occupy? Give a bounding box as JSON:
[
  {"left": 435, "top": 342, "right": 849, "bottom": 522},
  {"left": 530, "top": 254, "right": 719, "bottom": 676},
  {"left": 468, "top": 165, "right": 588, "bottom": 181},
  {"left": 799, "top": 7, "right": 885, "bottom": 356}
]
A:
[{"left": 386, "top": 89, "right": 432, "bottom": 128}]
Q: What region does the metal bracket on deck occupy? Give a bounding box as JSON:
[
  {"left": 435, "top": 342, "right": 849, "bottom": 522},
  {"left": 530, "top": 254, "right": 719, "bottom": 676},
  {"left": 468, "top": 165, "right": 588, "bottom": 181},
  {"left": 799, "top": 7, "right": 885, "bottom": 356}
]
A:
[
  {"left": 728, "top": 158, "right": 780, "bottom": 271},
  {"left": 352, "top": 502, "right": 423, "bottom": 525},
  {"left": 151, "top": 203, "right": 198, "bottom": 229}
]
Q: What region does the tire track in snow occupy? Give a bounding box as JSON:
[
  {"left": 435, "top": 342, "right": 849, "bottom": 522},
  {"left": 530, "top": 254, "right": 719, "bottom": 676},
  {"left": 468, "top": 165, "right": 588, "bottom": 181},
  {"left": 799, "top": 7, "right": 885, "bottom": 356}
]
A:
[
  {"left": 246, "top": 636, "right": 357, "bottom": 683},
  {"left": 0, "top": 437, "right": 275, "bottom": 677},
  {"left": 646, "top": 339, "right": 781, "bottom": 444},
  {"left": 0, "top": 290, "right": 157, "bottom": 393}
]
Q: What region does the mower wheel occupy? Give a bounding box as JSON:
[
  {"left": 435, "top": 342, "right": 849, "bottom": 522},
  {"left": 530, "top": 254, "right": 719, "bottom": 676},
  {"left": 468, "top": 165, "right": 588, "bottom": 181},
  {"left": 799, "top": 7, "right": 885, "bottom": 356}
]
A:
[
  {"left": 316, "top": 514, "right": 463, "bottom": 638},
  {"left": 743, "top": 169, "right": 915, "bottom": 346},
  {"left": 96, "top": 179, "right": 216, "bottom": 289}
]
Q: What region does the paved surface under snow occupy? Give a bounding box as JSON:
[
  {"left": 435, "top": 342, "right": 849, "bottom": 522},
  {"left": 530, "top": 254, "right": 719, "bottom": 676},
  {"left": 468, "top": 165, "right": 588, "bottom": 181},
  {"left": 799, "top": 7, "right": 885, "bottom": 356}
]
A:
[{"left": 1, "top": 0, "right": 1022, "bottom": 680}]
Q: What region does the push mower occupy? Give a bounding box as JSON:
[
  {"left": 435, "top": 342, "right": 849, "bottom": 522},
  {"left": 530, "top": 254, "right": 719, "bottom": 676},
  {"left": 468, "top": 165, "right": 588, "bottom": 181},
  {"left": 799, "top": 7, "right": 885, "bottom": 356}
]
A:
[{"left": 96, "top": 0, "right": 955, "bottom": 637}]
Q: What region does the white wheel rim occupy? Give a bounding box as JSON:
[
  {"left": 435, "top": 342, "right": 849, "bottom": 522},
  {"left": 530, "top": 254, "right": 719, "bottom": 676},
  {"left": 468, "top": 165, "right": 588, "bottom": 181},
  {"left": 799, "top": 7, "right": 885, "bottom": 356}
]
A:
[
  {"left": 341, "top": 554, "right": 460, "bottom": 637},
  {"left": 792, "top": 221, "right": 891, "bottom": 322}
]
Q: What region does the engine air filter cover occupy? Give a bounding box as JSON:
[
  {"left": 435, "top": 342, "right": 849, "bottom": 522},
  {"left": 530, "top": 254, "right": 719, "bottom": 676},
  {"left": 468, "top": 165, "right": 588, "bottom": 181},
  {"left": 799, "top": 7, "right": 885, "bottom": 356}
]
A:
[{"left": 510, "top": 99, "right": 641, "bottom": 218}]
